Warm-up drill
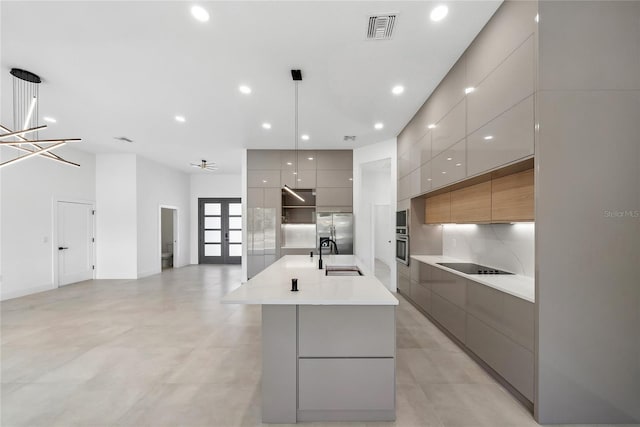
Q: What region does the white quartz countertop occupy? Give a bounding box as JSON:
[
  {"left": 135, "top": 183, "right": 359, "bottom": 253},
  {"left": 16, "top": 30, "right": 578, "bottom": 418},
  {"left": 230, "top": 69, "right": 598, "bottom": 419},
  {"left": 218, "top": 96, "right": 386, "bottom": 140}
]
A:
[
  {"left": 222, "top": 255, "right": 399, "bottom": 306},
  {"left": 410, "top": 255, "right": 535, "bottom": 303}
]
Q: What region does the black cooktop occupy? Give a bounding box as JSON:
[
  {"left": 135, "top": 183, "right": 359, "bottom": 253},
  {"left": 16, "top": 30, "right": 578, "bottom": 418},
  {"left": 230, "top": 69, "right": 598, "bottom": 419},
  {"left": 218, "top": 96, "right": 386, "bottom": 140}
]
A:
[{"left": 437, "top": 262, "right": 514, "bottom": 275}]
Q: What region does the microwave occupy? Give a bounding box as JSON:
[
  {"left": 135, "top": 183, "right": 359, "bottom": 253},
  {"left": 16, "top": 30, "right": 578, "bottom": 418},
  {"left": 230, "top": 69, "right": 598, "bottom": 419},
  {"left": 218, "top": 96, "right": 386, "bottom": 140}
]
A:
[{"left": 396, "top": 209, "right": 408, "bottom": 229}]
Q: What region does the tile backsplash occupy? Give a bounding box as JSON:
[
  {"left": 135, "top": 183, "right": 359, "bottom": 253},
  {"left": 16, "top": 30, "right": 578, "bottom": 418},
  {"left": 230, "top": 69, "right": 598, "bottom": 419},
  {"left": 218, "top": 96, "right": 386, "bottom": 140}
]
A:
[{"left": 442, "top": 223, "right": 535, "bottom": 277}]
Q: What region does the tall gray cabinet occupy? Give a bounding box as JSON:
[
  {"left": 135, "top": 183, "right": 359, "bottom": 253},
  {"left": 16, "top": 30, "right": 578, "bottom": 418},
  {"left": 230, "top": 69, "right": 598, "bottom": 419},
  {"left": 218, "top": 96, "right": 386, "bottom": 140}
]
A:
[{"left": 247, "top": 149, "right": 353, "bottom": 278}]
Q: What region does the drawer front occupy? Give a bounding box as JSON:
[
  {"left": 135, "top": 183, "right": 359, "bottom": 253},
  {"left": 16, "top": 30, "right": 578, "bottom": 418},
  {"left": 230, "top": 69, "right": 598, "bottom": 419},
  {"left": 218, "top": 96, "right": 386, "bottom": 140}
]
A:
[
  {"left": 431, "top": 293, "right": 466, "bottom": 343},
  {"left": 298, "top": 358, "right": 395, "bottom": 411},
  {"left": 398, "top": 272, "right": 411, "bottom": 295},
  {"left": 410, "top": 281, "right": 432, "bottom": 314},
  {"left": 298, "top": 306, "right": 395, "bottom": 357},
  {"left": 430, "top": 268, "right": 467, "bottom": 309},
  {"left": 466, "top": 314, "right": 534, "bottom": 401},
  {"left": 467, "top": 281, "right": 534, "bottom": 351}
]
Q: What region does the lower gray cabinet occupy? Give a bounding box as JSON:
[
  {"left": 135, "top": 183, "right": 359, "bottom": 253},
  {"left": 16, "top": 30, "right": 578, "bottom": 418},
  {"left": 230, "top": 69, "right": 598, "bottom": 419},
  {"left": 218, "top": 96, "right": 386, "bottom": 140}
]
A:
[
  {"left": 466, "top": 314, "right": 534, "bottom": 401},
  {"left": 298, "top": 358, "right": 395, "bottom": 411},
  {"left": 410, "top": 281, "right": 431, "bottom": 313},
  {"left": 298, "top": 306, "right": 395, "bottom": 357},
  {"left": 430, "top": 267, "right": 467, "bottom": 309},
  {"left": 397, "top": 272, "right": 411, "bottom": 295},
  {"left": 431, "top": 293, "right": 466, "bottom": 343}
]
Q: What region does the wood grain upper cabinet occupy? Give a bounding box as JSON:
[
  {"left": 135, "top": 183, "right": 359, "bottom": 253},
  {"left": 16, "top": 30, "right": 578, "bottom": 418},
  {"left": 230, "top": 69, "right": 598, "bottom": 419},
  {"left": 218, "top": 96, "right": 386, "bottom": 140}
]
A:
[
  {"left": 450, "top": 181, "right": 491, "bottom": 223},
  {"left": 491, "top": 169, "right": 534, "bottom": 222},
  {"left": 425, "top": 192, "right": 451, "bottom": 224}
]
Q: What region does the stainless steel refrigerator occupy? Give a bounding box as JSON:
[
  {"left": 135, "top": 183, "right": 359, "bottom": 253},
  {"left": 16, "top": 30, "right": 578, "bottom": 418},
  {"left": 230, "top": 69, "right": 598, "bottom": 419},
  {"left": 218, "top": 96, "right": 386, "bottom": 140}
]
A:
[{"left": 316, "top": 212, "right": 353, "bottom": 255}]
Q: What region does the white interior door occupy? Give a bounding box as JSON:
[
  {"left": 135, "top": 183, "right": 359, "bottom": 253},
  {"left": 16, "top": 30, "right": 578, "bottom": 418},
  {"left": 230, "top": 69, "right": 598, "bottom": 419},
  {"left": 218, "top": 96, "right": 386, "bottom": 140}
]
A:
[{"left": 58, "top": 201, "right": 94, "bottom": 286}]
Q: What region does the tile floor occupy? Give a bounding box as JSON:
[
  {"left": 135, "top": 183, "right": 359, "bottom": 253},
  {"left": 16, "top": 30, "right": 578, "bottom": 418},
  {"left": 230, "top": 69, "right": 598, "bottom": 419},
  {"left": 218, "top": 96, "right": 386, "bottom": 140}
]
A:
[{"left": 1, "top": 264, "right": 545, "bottom": 426}]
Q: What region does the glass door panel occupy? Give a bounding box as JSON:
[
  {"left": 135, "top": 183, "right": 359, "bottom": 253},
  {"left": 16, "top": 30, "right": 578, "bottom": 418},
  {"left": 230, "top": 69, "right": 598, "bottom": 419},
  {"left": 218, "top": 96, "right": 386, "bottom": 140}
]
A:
[{"left": 198, "top": 198, "right": 242, "bottom": 264}]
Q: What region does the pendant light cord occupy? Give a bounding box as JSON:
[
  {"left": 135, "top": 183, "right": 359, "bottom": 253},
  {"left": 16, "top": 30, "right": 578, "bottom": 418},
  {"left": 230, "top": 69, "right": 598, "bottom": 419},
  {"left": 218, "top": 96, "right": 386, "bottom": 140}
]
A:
[{"left": 294, "top": 81, "right": 299, "bottom": 188}]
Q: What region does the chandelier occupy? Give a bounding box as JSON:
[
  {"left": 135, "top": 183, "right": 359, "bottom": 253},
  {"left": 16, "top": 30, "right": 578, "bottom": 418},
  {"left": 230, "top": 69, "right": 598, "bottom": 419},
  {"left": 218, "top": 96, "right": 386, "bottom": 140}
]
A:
[{"left": 0, "top": 68, "right": 81, "bottom": 169}]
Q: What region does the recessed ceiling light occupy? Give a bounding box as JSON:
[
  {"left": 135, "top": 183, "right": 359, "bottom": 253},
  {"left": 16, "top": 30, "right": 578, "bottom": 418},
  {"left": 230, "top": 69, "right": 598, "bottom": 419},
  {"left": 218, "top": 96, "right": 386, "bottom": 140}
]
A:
[
  {"left": 464, "top": 87, "right": 475, "bottom": 94},
  {"left": 391, "top": 85, "right": 405, "bottom": 95},
  {"left": 239, "top": 85, "right": 252, "bottom": 94},
  {"left": 430, "top": 5, "right": 449, "bottom": 22},
  {"left": 307, "top": 157, "right": 314, "bottom": 160},
  {"left": 191, "top": 5, "right": 210, "bottom": 22},
  {"left": 301, "top": 134, "right": 310, "bottom": 141},
  {"left": 43, "top": 116, "right": 57, "bottom": 123},
  {"left": 262, "top": 122, "right": 272, "bottom": 129},
  {"left": 484, "top": 135, "right": 494, "bottom": 140},
  {"left": 175, "top": 115, "right": 186, "bottom": 122},
  {"left": 427, "top": 123, "right": 436, "bottom": 129},
  {"left": 374, "top": 122, "right": 384, "bottom": 130}
]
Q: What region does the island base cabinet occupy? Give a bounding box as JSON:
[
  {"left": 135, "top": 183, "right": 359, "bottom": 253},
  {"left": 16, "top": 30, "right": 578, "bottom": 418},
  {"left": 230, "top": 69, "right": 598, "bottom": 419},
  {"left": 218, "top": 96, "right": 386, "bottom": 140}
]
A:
[
  {"left": 298, "top": 358, "right": 395, "bottom": 421},
  {"left": 466, "top": 314, "right": 534, "bottom": 401}
]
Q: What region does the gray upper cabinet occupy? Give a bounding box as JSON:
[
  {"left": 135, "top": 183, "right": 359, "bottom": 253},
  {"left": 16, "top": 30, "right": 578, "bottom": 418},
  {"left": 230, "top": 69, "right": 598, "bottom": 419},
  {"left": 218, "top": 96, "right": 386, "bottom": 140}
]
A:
[
  {"left": 316, "top": 187, "right": 352, "bottom": 207},
  {"left": 281, "top": 170, "right": 316, "bottom": 188},
  {"left": 467, "top": 95, "right": 534, "bottom": 176},
  {"left": 297, "top": 151, "right": 317, "bottom": 170},
  {"left": 465, "top": 0, "right": 537, "bottom": 87},
  {"left": 430, "top": 140, "right": 466, "bottom": 189},
  {"left": 467, "top": 36, "right": 535, "bottom": 134},
  {"left": 432, "top": 99, "right": 466, "bottom": 157},
  {"left": 317, "top": 150, "right": 352, "bottom": 170},
  {"left": 427, "top": 56, "right": 467, "bottom": 125},
  {"left": 317, "top": 170, "right": 352, "bottom": 188},
  {"left": 248, "top": 150, "right": 281, "bottom": 170},
  {"left": 248, "top": 170, "right": 281, "bottom": 188}
]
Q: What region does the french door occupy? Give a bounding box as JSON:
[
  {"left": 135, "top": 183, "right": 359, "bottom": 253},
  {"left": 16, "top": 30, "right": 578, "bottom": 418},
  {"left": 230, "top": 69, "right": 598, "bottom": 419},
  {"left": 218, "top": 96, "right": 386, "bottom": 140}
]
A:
[{"left": 198, "top": 198, "right": 242, "bottom": 264}]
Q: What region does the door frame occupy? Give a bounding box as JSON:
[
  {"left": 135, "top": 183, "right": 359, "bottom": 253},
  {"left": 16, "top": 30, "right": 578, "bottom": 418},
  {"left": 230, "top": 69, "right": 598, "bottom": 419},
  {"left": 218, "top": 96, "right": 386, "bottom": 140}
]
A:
[
  {"left": 53, "top": 197, "right": 96, "bottom": 288},
  {"left": 158, "top": 205, "right": 179, "bottom": 270},
  {"left": 198, "top": 197, "right": 242, "bottom": 264}
]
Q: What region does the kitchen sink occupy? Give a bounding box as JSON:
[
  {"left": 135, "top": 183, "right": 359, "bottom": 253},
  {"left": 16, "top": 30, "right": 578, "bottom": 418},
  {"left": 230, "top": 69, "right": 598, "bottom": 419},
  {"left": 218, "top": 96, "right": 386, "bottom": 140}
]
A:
[{"left": 325, "top": 265, "right": 364, "bottom": 276}]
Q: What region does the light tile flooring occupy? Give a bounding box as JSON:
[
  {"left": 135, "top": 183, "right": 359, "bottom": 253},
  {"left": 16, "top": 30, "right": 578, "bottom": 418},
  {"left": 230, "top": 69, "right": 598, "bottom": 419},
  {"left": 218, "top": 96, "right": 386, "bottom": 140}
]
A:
[{"left": 1, "top": 265, "right": 543, "bottom": 427}]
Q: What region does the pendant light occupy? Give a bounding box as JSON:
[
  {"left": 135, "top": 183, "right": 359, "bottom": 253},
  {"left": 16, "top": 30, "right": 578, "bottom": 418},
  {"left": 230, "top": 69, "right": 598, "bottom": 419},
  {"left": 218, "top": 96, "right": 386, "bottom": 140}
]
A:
[
  {"left": 283, "top": 69, "right": 305, "bottom": 202},
  {"left": 0, "top": 68, "right": 81, "bottom": 169}
]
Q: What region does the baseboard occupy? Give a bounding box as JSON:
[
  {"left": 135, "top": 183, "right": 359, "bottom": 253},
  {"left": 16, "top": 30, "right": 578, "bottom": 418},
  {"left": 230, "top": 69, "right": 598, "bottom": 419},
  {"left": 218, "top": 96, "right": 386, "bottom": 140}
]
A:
[
  {"left": 137, "top": 268, "right": 161, "bottom": 279},
  {"left": 1, "top": 283, "right": 54, "bottom": 301}
]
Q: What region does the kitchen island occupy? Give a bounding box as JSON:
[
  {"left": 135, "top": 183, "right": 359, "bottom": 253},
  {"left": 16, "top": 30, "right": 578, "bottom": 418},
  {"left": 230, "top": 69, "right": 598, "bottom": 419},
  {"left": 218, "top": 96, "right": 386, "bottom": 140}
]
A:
[{"left": 222, "top": 255, "right": 398, "bottom": 424}]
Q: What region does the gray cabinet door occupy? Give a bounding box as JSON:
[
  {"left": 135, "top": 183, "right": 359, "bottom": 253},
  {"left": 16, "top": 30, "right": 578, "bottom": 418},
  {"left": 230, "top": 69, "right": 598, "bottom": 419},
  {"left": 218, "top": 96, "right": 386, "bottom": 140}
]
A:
[
  {"left": 466, "top": 314, "right": 534, "bottom": 401},
  {"left": 317, "top": 150, "right": 353, "bottom": 170},
  {"left": 298, "top": 306, "right": 395, "bottom": 357},
  {"left": 430, "top": 267, "right": 467, "bottom": 309},
  {"left": 317, "top": 170, "right": 352, "bottom": 187},
  {"left": 248, "top": 150, "right": 281, "bottom": 169},
  {"left": 431, "top": 293, "right": 466, "bottom": 343},
  {"left": 398, "top": 272, "right": 411, "bottom": 295},
  {"left": 298, "top": 358, "right": 395, "bottom": 411},
  {"left": 410, "top": 281, "right": 432, "bottom": 313},
  {"left": 316, "top": 187, "right": 352, "bottom": 207}
]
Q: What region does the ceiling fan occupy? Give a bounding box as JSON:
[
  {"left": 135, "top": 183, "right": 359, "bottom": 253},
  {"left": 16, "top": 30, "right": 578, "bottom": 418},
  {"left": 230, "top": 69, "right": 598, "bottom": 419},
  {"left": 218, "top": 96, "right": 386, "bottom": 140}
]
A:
[{"left": 190, "top": 159, "right": 218, "bottom": 171}]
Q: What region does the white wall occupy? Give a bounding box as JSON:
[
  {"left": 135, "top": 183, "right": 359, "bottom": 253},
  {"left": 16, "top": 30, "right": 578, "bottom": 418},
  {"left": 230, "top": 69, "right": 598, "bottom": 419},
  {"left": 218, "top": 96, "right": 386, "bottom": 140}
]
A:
[
  {"left": 353, "top": 139, "right": 397, "bottom": 291},
  {"left": 96, "top": 154, "right": 137, "bottom": 280},
  {"left": 1, "top": 146, "right": 96, "bottom": 299},
  {"left": 189, "top": 173, "right": 242, "bottom": 264},
  {"left": 442, "top": 223, "right": 535, "bottom": 277},
  {"left": 136, "top": 156, "right": 190, "bottom": 277}
]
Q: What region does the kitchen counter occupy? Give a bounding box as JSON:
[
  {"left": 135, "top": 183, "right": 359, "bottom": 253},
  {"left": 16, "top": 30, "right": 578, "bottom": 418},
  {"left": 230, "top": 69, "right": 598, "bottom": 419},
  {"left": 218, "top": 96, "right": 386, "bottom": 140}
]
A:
[
  {"left": 222, "top": 255, "right": 398, "bottom": 306},
  {"left": 410, "top": 254, "right": 535, "bottom": 303},
  {"left": 222, "top": 255, "right": 397, "bottom": 423}
]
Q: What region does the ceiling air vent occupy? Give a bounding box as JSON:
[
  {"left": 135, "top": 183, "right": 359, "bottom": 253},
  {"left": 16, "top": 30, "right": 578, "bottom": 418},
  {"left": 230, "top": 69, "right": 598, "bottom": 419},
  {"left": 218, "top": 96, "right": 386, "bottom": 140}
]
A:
[
  {"left": 367, "top": 14, "right": 396, "bottom": 40},
  {"left": 344, "top": 135, "right": 356, "bottom": 142},
  {"left": 114, "top": 136, "right": 133, "bottom": 143}
]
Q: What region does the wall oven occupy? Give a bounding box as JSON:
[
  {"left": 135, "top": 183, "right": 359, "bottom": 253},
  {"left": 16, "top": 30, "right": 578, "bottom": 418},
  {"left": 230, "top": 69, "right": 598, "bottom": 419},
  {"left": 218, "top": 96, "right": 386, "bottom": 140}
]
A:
[{"left": 396, "top": 209, "right": 409, "bottom": 265}]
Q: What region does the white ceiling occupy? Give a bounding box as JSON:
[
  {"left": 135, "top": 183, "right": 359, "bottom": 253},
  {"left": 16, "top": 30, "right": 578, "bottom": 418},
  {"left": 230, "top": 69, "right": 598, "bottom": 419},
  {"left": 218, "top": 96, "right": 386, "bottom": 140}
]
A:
[{"left": 1, "top": 1, "right": 501, "bottom": 174}]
